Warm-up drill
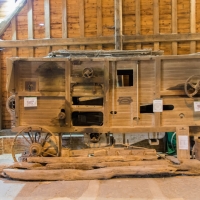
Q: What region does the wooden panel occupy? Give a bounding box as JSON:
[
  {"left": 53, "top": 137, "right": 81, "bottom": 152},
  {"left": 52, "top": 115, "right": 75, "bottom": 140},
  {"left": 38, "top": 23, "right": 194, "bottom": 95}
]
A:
[
  {"left": 177, "top": 0, "right": 190, "bottom": 34},
  {"left": 159, "top": 0, "right": 171, "bottom": 34},
  {"left": 67, "top": 0, "right": 80, "bottom": 38},
  {"left": 84, "top": 0, "right": 97, "bottom": 38},
  {"left": 19, "top": 97, "right": 65, "bottom": 126},
  {"left": 162, "top": 98, "right": 200, "bottom": 126},
  {"left": 16, "top": 3, "right": 28, "bottom": 40},
  {"left": 141, "top": 0, "right": 153, "bottom": 35},
  {"left": 122, "top": 0, "right": 135, "bottom": 35},
  {"left": 33, "top": 0, "right": 45, "bottom": 39},
  {"left": 102, "top": 0, "right": 114, "bottom": 36},
  {"left": 161, "top": 58, "right": 200, "bottom": 91},
  {"left": 50, "top": 0, "right": 62, "bottom": 38}
]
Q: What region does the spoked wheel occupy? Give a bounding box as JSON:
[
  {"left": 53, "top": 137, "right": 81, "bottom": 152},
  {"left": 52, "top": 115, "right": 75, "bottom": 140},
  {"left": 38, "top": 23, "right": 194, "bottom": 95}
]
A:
[
  {"left": 12, "top": 126, "right": 59, "bottom": 162},
  {"left": 185, "top": 75, "right": 200, "bottom": 98}
]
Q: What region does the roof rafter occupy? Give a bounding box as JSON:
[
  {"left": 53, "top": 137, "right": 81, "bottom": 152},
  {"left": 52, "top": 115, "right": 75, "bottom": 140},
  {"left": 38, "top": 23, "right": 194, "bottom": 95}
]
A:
[{"left": 0, "top": 0, "right": 27, "bottom": 37}]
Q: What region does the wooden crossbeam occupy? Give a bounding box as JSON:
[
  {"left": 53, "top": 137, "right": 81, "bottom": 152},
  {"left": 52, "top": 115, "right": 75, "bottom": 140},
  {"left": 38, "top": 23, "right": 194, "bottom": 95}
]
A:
[{"left": 1, "top": 33, "right": 200, "bottom": 48}]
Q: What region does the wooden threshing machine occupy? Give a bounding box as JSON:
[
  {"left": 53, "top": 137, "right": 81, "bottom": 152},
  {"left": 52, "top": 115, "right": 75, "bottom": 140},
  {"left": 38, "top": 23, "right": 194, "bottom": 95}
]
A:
[{"left": 6, "top": 50, "right": 200, "bottom": 163}]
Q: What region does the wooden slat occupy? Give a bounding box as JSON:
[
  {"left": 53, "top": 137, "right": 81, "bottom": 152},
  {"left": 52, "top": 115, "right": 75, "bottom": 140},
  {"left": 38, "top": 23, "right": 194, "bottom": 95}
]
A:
[
  {"left": 27, "top": 0, "right": 34, "bottom": 57},
  {"left": 115, "top": 0, "right": 122, "bottom": 50},
  {"left": 135, "top": 0, "right": 141, "bottom": 49},
  {"left": 190, "top": 0, "right": 196, "bottom": 53},
  {"left": 62, "top": 0, "right": 67, "bottom": 39},
  {"left": 44, "top": 0, "right": 50, "bottom": 39},
  {"left": 11, "top": 16, "right": 17, "bottom": 57},
  {"left": 153, "top": 0, "right": 159, "bottom": 50},
  {"left": 27, "top": 0, "right": 33, "bottom": 39},
  {"left": 172, "top": 0, "right": 177, "bottom": 55},
  {"left": 97, "top": 0, "right": 102, "bottom": 50},
  {"left": 79, "top": 0, "right": 85, "bottom": 50},
  {"left": 154, "top": 58, "right": 161, "bottom": 127}
]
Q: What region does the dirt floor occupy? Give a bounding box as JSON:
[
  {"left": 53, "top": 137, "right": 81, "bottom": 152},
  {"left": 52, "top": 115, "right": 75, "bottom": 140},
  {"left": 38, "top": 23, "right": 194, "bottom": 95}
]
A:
[{"left": 1, "top": 154, "right": 200, "bottom": 200}]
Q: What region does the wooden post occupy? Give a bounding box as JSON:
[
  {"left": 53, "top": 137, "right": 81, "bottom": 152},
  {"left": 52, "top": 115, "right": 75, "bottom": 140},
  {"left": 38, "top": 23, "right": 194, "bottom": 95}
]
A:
[
  {"left": 176, "top": 126, "right": 190, "bottom": 160},
  {"left": 153, "top": 0, "right": 159, "bottom": 50},
  {"left": 0, "top": 51, "right": 1, "bottom": 130},
  {"left": 62, "top": 0, "right": 67, "bottom": 39},
  {"left": 135, "top": 0, "right": 141, "bottom": 49},
  {"left": 154, "top": 58, "right": 161, "bottom": 128},
  {"left": 115, "top": 0, "right": 122, "bottom": 50},
  {"left": 44, "top": 0, "right": 51, "bottom": 55},
  {"left": 11, "top": 17, "right": 17, "bottom": 57},
  {"left": 172, "top": 0, "right": 177, "bottom": 55},
  {"left": 27, "top": 0, "right": 34, "bottom": 57},
  {"left": 79, "top": 0, "right": 85, "bottom": 50},
  {"left": 190, "top": 0, "right": 196, "bottom": 54},
  {"left": 97, "top": 0, "right": 102, "bottom": 50}
]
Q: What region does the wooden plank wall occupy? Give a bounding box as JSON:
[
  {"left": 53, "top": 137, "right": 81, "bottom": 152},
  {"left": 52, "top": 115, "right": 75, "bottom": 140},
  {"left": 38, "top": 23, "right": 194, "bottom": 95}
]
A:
[{"left": 0, "top": 0, "right": 200, "bottom": 128}]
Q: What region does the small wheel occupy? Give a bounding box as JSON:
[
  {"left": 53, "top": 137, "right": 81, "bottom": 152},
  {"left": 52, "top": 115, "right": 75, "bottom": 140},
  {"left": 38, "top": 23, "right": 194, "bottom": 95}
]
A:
[
  {"left": 12, "top": 126, "right": 59, "bottom": 162},
  {"left": 184, "top": 75, "right": 200, "bottom": 98},
  {"left": 6, "top": 95, "right": 15, "bottom": 115},
  {"left": 82, "top": 68, "right": 93, "bottom": 78}
]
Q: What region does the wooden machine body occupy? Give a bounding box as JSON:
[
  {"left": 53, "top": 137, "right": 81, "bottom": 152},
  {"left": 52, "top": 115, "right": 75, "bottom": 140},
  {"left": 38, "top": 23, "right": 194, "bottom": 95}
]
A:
[{"left": 7, "top": 54, "right": 200, "bottom": 136}]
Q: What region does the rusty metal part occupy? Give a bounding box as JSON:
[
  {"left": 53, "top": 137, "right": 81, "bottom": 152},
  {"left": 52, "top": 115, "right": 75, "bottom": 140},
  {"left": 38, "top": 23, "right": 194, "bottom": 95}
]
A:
[{"left": 184, "top": 75, "right": 200, "bottom": 98}]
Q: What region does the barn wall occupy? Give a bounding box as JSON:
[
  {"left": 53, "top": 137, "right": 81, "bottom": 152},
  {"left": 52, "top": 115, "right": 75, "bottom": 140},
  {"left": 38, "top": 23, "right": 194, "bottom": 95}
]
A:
[{"left": 0, "top": 0, "right": 199, "bottom": 128}]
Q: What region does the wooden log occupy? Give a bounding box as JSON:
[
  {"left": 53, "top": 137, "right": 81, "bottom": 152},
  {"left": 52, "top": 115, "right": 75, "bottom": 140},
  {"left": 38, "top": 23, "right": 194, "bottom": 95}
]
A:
[
  {"left": 2, "top": 165, "right": 177, "bottom": 181},
  {"left": 27, "top": 155, "right": 158, "bottom": 164}
]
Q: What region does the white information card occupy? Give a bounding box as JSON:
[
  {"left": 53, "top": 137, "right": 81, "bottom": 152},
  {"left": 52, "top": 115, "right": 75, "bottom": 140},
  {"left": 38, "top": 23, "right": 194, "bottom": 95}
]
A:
[
  {"left": 194, "top": 101, "right": 200, "bottom": 112},
  {"left": 24, "top": 97, "right": 37, "bottom": 107},
  {"left": 153, "top": 99, "right": 163, "bottom": 112},
  {"left": 178, "top": 135, "right": 189, "bottom": 150}
]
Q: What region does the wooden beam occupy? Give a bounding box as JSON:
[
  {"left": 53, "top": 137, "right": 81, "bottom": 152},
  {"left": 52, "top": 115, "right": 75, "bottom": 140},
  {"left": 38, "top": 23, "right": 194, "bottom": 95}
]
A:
[
  {"left": 135, "top": 0, "right": 141, "bottom": 49},
  {"left": 176, "top": 126, "right": 190, "bottom": 160},
  {"left": 115, "top": 0, "right": 123, "bottom": 50},
  {"left": 44, "top": 0, "right": 50, "bottom": 39},
  {"left": 1, "top": 33, "right": 200, "bottom": 48},
  {"left": 97, "top": 0, "right": 102, "bottom": 49},
  {"left": 0, "top": 0, "right": 27, "bottom": 37},
  {"left": 79, "top": 0, "right": 85, "bottom": 50},
  {"left": 154, "top": 58, "right": 161, "bottom": 127},
  {"left": 190, "top": 0, "right": 196, "bottom": 53},
  {"left": 153, "top": 0, "right": 159, "bottom": 50},
  {"left": 62, "top": 0, "right": 67, "bottom": 39},
  {"left": 27, "top": 0, "right": 33, "bottom": 39},
  {"left": 172, "top": 0, "right": 177, "bottom": 55}
]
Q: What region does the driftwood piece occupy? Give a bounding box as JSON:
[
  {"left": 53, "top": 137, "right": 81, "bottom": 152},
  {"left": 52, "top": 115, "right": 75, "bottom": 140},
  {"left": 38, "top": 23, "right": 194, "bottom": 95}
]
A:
[
  {"left": 166, "top": 156, "right": 181, "bottom": 165},
  {"left": 27, "top": 155, "right": 157, "bottom": 164},
  {"left": 8, "top": 162, "right": 43, "bottom": 170},
  {"left": 2, "top": 165, "right": 177, "bottom": 181},
  {"left": 46, "top": 160, "right": 170, "bottom": 170},
  {"left": 0, "top": 164, "right": 11, "bottom": 176},
  {"left": 67, "top": 148, "right": 156, "bottom": 157}
]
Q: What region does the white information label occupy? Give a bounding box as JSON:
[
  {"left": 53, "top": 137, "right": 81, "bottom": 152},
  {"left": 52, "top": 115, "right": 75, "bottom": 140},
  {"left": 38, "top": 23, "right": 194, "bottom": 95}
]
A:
[
  {"left": 178, "top": 135, "right": 188, "bottom": 150},
  {"left": 24, "top": 97, "right": 37, "bottom": 107},
  {"left": 194, "top": 101, "right": 200, "bottom": 112},
  {"left": 153, "top": 99, "right": 163, "bottom": 112}
]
